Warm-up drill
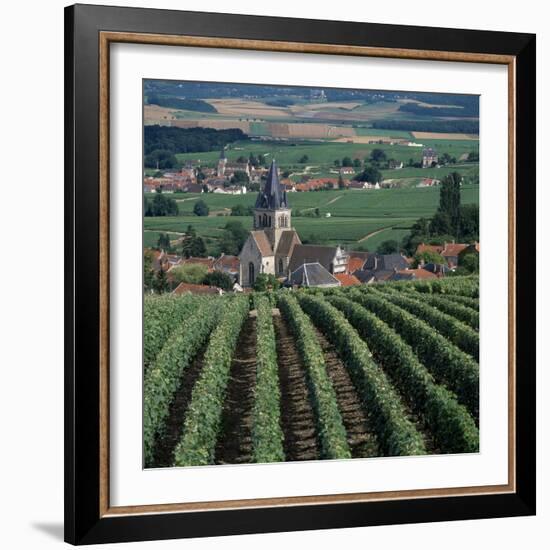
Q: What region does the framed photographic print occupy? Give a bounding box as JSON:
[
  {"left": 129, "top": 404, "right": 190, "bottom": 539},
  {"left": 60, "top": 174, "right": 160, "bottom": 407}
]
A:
[{"left": 64, "top": 3, "right": 536, "bottom": 545}]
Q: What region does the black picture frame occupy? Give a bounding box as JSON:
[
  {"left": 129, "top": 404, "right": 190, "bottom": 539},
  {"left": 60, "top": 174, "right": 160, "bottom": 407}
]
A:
[{"left": 65, "top": 3, "right": 536, "bottom": 545}]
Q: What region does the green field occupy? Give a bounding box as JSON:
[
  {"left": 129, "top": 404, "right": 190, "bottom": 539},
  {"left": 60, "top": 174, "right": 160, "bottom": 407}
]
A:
[
  {"left": 175, "top": 138, "right": 479, "bottom": 170},
  {"left": 144, "top": 184, "right": 478, "bottom": 252}
]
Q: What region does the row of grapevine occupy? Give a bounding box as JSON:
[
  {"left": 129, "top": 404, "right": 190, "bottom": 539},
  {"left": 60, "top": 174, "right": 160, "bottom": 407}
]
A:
[
  {"left": 377, "top": 288, "right": 479, "bottom": 359},
  {"left": 143, "top": 298, "right": 221, "bottom": 465},
  {"left": 296, "top": 293, "right": 426, "bottom": 456},
  {"left": 278, "top": 294, "right": 351, "bottom": 460},
  {"left": 413, "top": 293, "right": 479, "bottom": 330},
  {"left": 143, "top": 294, "right": 202, "bottom": 371},
  {"left": 327, "top": 295, "right": 478, "bottom": 453},
  {"left": 386, "top": 276, "right": 479, "bottom": 298},
  {"left": 173, "top": 297, "right": 250, "bottom": 466},
  {"left": 251, "top": 295, "right": 285, "bottom": 463},
  {"left": 440, "top": 294, "right": 479, "bottom": 311},
  {"left": 346, "top": 289, "right": 479, "bottom": 419}
]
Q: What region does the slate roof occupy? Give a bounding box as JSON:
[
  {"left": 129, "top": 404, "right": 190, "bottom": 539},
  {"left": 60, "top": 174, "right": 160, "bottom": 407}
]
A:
[
  {"left": 275, "top": 230, "right": 301, "bottom": 258},
  {"left": 288, "top": 244, "right": 340, "bottom": 274},
  {"left": 363, "top": 253, "right": 409, "bottom": 272},
  {"left": 288, "top": 263, "right": 341, "bottom": 288},
  {"left": 255, "top": 160, "right": 288, "bottom": 209}
]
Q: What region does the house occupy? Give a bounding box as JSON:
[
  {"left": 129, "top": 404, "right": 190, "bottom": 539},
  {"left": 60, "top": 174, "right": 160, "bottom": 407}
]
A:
[
  {"left": 334, "top": 273, "right": 361, "bottom": 286},
  {"left": 172, "top": 282, "right": 223, "bottom": 295},
  {"left": 181, "top": 257, "right": 216, "bottom": 271},
  {"left": 288, "top": 244, "right": 348, "bottom": 276},
  {"left": 238, "top": 160, "right": 301, "bottom": 287},
  {"left": 288, "top": 263, "right": 341, "bottom": 288},
  {"left": 388, "top": 160, "right": 404, "bottom": 170},
  {"left": 389, "top": 268, "right": 438, "bottom": 281},
  {"left": 339, "top": 167, "right": 355, "bottom": 175},
  {"left": 213, "top": 254, "right": 240, "bottom": 280},
  {"left": 184, "top": 183, "right": 205, "bottom": 193},
  {"left": 415, "top": 241, "right": 479, "bottom": 268},
  {"left": 354, "top": 253, "right": 410, "bottom": 283},
  {"left": 422, "top": 147, "right": 438, "bottom": 168},
  {"left": 347, "top": 251, "right": 370, "bottom": 274}
]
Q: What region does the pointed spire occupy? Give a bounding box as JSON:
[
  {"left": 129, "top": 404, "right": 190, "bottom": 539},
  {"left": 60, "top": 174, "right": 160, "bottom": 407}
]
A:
[
  {"left": 219, "top": 147, "right": 226, "bottom": 160},
  {"left": 255, "top": 159, "right": 288, "bottom": 209}
]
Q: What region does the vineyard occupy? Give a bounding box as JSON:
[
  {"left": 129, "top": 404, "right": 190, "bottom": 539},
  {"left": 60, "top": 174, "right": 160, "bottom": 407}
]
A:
[{"left": 144, "top": 276, "right": 480, "bottom": 468}]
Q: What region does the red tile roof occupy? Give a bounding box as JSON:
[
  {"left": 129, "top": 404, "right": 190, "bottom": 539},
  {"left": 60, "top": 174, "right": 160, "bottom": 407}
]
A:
[
  {"left": 334, "top": 273, "right": 361, "bottom": 286},
  {"left": 182, "top": 257, "right": 216, "bottom": 270},
  {"left": 348, "top": 256, "right": 366, "bottom": 273},
  {"left": 416, "top": 243, "right": 444, "bottom": 255},
  {"left": 442, "top": 243, "right": 469, "bottom": 257},
  {"left": 396, "top": 268, "right": 437, "bottom": 280}
]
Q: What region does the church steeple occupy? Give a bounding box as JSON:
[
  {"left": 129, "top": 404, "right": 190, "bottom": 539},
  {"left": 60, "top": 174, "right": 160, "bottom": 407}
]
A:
[
  {"left": 255, "top": 159, "right": 288, "bottom": 210},
  {"left": 217, "top": 147, "right": 227, "bottom": 177}
]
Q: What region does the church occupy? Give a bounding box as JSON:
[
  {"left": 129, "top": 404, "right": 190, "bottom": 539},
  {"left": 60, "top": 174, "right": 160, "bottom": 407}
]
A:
[{"left": 238, "top": 159, "right": 301, "bottom": 287}]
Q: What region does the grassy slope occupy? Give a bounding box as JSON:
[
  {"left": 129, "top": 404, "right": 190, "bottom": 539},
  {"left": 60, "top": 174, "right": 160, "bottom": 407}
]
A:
[{"left": 144, "top": 184, "right": 478, "bottom": 250}]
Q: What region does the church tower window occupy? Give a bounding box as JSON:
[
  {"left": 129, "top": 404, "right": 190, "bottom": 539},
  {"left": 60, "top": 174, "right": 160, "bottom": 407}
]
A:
[{"left": 248, "top": 262, "right": 255, "bottom": 284}]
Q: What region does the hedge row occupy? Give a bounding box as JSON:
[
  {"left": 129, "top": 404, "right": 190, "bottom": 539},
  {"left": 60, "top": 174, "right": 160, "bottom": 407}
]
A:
[
  {"left": 348, "top": 289, "right": 479, "bottom": 420},
  {"left": 143, "top": 294, "right": 202, "bottom": 371},
  {"left": 143, "top": 298, "right": 221, "bottom": 465},
  {"left": 251, "top": 295, "right": 285, "bottom": 463},
  {"left": 378, "top": 288, "right": 479, "bottom": 359},
  {"left": 439, "top": 294, "right": 480, "bottom": 311},
  {"left": 296, "top": 293, "right": 426, "bottom": 457},
  {"left": 173, "top": 296, "right": 250, "bottom": 466},
  {"left": 278, "top": 294, "right": 351, "bottom": 460},
  {"left": 327, "top": 295, "right": 479, "bottom": 453},
  {"left": 415, "top": 293, "right": 479, "bottom": 330}
]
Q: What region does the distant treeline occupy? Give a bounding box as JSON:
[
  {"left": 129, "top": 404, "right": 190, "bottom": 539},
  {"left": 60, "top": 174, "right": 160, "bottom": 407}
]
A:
[
  {"left": 265, "top": 98, "right": 295, "bottom": 107},
  {"left": 399, "top": 102, "right": 479, "bottom": 118},
  {"left": 371, "top": 119, "right": 479, "bottom": 134},
  {"left": 144, "top": 126, "right": 247, "bottom": 156},
  {"left": 147, "top": 94, "right": 217, "bottom": 113}
]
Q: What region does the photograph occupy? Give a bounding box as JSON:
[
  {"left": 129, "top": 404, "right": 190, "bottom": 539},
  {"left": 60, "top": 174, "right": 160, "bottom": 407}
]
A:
[{"left": 142, "top": 79, "right": 481, "bottom": 469}]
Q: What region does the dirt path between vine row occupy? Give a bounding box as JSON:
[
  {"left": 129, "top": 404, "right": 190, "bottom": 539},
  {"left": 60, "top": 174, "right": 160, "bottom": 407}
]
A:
[
  {"left": 214, "top": 315, "right": 257, "bottom": 465},
  {"left": 273, "top": 313, "right": 320, "bottom": 462},
  {"left": 315, "top": 330, "right": 380, "bottom": 458},
  {"left": 150, "top": 343, "right": 208, "bottom": 468}
]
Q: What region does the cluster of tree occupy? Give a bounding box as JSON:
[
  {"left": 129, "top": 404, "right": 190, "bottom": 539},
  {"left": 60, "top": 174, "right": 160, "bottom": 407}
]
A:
[
  {"left": 230, "top": 204, "right": 254, "bottom": 216},
  {"left": 235, "top": 153, "right": 266, "bottom": 167},
  {"left": 439, "top": 152, "right": 457, "bottom": 165},
  {"left": 169, "top": 263, "right": 234, "bottom": 291},
  {"left": 146, "top": 94, "right": 217, "bottom": 112},
  {"left": 181, "top": 225, "right": 207, "bottom": 258},
  {"left": 376, "top": 240, "right": 400, "bottom": 254},
  {"left": 218, "top": 221, "right": 248, "bottom": 256},
  {"left": 144, "top": 126, "right": 247, "bottom": 163},
  {"left": 334, "top": 157, "right": 362, "bottom": 168},
  {"left": 193, "top": 200, "right": 209, "bottom": 217},
  {"left": 371, "top": 119, "right": 479, "bottom": 134},
  {"left": 156, "top": 233, "right": 171, "bottom": 250},
  {"left": 264, "top": 98, "right": 295, "bottom": 107},
  {"left": 467, "top": 151, "right": 479, "bottom": 162},
  {"left": 145, "top": 149, "right": 179, "bottom": 170},
  {"left": 398, "top": 102, "right": 479, "bottom": 118},
  {"left": 144, "top": 190, "right": 178, "bottom": 217},
  {"left": 252, "top": 273, "right": 281, "bottom": 292},
  {"left": 298, "top": 154, "right": 309, "bottom": 164},
  {"left": 356, "top": 166, "right": 383, "bottom": 183},
  {"left": 402, "top": 172, "right": 479, "bottom": 255},
  {"left": 230, "top": 171, "right": 250, "bottom": 186}
]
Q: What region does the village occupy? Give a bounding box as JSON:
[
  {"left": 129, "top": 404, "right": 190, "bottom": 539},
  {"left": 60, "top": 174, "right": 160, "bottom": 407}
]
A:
[
  {"left": 144, "top": 145, "right": 443, "bottom": 195},
  {"left": 144, "top": 158, "right": 479, "bottom": 296}
]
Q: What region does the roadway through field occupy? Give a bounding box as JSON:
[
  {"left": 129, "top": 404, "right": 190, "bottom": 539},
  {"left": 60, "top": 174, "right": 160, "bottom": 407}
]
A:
[
  {"left": 300, "top": 194, "right": 344, "bottom": 213},
  {"left": 357, "top": 225, "right": 394, "bottom": 243}
]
